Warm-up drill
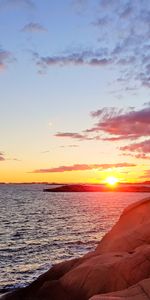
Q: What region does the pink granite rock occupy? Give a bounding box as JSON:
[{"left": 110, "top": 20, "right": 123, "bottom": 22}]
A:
[
  {"left": 96, "top": 197, "right": 150, "bottom": 254},
  {"left": 89, "top": 277, "right": 150, "bottom": 300}
]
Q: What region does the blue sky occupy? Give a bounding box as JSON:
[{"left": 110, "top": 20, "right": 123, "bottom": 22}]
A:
[{"left": 0, "top": 0, "right": 150, "bottom": 183}]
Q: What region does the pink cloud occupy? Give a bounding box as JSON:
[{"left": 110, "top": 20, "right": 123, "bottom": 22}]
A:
[
  {"left": 55, "top": 106, "right": 150, "bottom": 143},
  {"left": 120, "top": 139, "right": 150, "bottom": 159},
  {"left": 87, "top": 107, "right": 150, "bottom": 140},
  {"left": 32, "top": 162, "right": 136, "bottom": 173}
]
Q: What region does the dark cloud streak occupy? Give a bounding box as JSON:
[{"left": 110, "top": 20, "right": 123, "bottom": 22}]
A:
[
  {"left": 55, "top": 132, "right": 91, "bottom": 141},
  {"left": 33, "top": 49, "right": 112, "bottom": 72}
]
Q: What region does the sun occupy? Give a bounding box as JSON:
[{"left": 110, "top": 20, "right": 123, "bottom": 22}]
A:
[{"left": 105, "top": 176, "right": 118, "bottom": 186}]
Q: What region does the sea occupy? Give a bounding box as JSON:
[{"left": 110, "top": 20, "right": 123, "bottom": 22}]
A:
[{"left": 0, "top": 183, "right": 150, "bottom": 293}]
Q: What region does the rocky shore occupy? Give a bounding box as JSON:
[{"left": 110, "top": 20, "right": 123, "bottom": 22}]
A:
[{"left": 2, "top": 197, "right": 150, "bottom": 300}]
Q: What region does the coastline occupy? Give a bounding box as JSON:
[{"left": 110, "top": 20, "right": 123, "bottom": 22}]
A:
[
  {"left": 43, "top": 183, "right": 150, "bottom": 193},
  {"left": 2, "top": 197, "right": 150, "bottom": 300}
]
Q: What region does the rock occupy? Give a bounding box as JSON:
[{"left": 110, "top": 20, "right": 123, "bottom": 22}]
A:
[
  {"left": 2, "top": 197, "right": 150, "bottom": 300},
  {"left": 95, "top": 197, "right": 150, "bottom": 254},
  {"left": 89, "top": 277, "right": 150, "bottom": 299}
]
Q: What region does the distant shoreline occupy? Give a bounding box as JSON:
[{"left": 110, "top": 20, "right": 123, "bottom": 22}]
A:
[
  {"left": 0, "top": 181, "right": 150, "bottom": 185},
  {"left": 43, "top": 184, "right": 150, "bottom": 193}
]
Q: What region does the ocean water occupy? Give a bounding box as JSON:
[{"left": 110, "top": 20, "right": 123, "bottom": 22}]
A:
[{"left": 0, "top": 184, "right": 150, "bottom": 292}]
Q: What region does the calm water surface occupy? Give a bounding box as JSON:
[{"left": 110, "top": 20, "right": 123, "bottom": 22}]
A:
[{"left": 0, "top": 184, "right": 150, "bottom": 292}]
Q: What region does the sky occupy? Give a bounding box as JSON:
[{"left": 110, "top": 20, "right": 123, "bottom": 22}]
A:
[{"left": 0, "top": 0, "right": 150, "bottom": 183}]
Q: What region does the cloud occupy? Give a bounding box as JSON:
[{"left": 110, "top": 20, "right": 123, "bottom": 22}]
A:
[
  {"left": 22, "top": 22, "right": 47, "bottom": 33},
  {"left": 139, "top": 170, "right": 150, "bottom": 179},
  {"left": 120, "top": 139, "right": 150, "bottom": 159},
  {"left": 93, "top": 16, "right": 110, "bottom": 27},
  {"left": 60, "top": 145, "right": 79, "bottom": 148},
  {"left": 32, "top": 162, "right": 136, "bottom": 173},
  {"left": 86, "top": 106, "right": 150, "bottom": 140},
  {"left": 0, "top": 49, "right": 13, "bottom": 70},
  {"left": 55, "top": 132, "right": 90, "bottom": 141},
  {"left": 34, "top": 50, "right": 112, "bottom": 72},
  {"left": 55, "top": 132, "right": 104, "bottom": 141},
  {"left": 90, "top": 107, "right": 125, "bottom": 119},
  {"left": 144, "top": 102, "right": 150, "bottom": 107},
  {"left": 0, "top": 0, "right": 35, "bottom": 10},
  {"left": 120, "top": 5, "right": 133, "bottom": 19},
  {"left": 72, "top": 0, "right": 90, "bottom": 13},
  {"left": 91, "top": 0, "right": 150, "bottom": 89},
  {"left": 102, "top": 136, "right": 136, "bottom": 142},
  {"left": 0, "top": 151, "right": 20, "bottom": 161},
  {"left": 54, "top": 106, "right": 150, "bottom": 144},
  {"left": 29, "top": 0, "right": 150, "bottom": 90},
  {"left": 0, "top": 152, "right": 5, "bottom": 161},
  {"left": 0, "top": 156, "right": 5, "bottom": 161},
  {"left": 11, "top": 158, "right": 21, "bottom": 161}
]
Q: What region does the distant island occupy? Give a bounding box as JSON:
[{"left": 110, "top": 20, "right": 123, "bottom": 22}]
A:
[{"left": 43, "top": 184, "right": 150, "bottom": 193}]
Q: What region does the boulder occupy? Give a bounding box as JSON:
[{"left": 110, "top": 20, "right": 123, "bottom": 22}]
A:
[{"left": 95, "top": 197, "right": 150, "bottom": 254}]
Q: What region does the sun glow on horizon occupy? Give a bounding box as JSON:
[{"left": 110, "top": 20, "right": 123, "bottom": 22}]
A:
[{"left": 105, "top": 176, "right": 119, "bottom": 186}]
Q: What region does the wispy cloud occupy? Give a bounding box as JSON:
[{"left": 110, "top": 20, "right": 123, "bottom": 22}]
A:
[
  {"left": 0, "top": 0, "right": 35, "bottom": 10},
  {"left": 55, "top": 132, "right": 103, "bottom": 141},
  {"left": 0, "top": 151, "right": 21, "bottom": 161},
  {"left": 71, "top": 0, "right": 91, "bottom": 14},
  {"left": 94, "top": 0, "right": 150, "bottom": 89},
  {"left": 41, "top": 150, "right": 50, "bottom": 154},
  {"left": 0, "top": 48, "right": 13, "bottom": 71},
  {"left": 55, "top": 132, "right": 90, "bottom": 141},
  {"left": 33, "top": 0, "right": 150, "bottom": 89},
  {"left": 22, "top": 22, "right": 47, "bottom": 33},
  {"left": 11, "top": 158, "right": 21, "bottom": 161},
  {"left": 0, "top": 157, "right": 5, "bottom": 161},
  {"left": 55, "top": 106, "right": 150, "bottom": 143},
  {"left": 60, "top": 145, "right": 79, "bottom": 148},
  {"left": 34, "top": 50, "right": 112, "bottom": 72},
  {"left": 0, "top": 152, "right": 5, "bottom": 161},
  {"left": 120, "top": 139, "right": 150, "bottom": 160},
  {"left": 32, "top": 162, "right": 136, "bottom": 173},
  {"left": 28, "top": 0, "right": 149, "bottom": 94},
  {"left": 90, "top": 107, "right": 126, "bottom": 119},
  {"left": 85, "top": 106, "right": 150, "bottom": 141}
]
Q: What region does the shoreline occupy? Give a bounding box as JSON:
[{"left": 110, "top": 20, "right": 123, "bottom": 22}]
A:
[{"left": 43, "top": 183, "right": 150, "bottom": 193}]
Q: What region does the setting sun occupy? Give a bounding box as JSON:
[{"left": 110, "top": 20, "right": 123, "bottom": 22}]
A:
[{"left": 105, "top": 176, "right": 119, "bottom": 186}]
